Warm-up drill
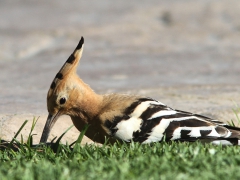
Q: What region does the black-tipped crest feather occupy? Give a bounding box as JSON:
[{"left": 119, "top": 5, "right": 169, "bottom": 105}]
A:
[
  {"left": 48, "top": 37, "right": 84, "bottom": 92},
  {"left": 75, "top": 36, "right": 84, "bottom": 50}
]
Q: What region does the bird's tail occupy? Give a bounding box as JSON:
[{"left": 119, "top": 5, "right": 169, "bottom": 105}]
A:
[
  {"left": 225, "top": 125, "right": 240, "bottom": 145},
  {"left": 202, "top": 125, "right": 240, "bottom": 146},
  {"left": 178, "top": 125, "right": 240, "bottom": 146}
]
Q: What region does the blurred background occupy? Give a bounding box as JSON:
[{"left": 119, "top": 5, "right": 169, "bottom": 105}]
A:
[{"left": 1, "top": 0, "right": 240, "bottom": 143}]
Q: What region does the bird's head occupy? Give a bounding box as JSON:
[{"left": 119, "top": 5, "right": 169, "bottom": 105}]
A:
[{"left": 40, "top": 37, "right": 85, "bottom": 143}]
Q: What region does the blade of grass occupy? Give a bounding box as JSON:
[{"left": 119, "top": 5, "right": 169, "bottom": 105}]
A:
[
  {"left": 53, "top": 125, "right": 74, "bottom": 155},
  {"left": 233, "top": 109, "right": 240, "bottom": 125},
  {"left": 27, "top": 117, "right": 39, "bottom": 146},
  {"left": 50, "top": 136, "right": 58, "bottom": 144},
  {"left": 74, "top": 124, "right": 89, "bottom": 146},
  {"left": 227, "top": 119, "right": 236, "bottom": 127},
  {"left": 21, "top": 134, "right": 24, "bottom": 144},
  {"left": 8, "top": 120, "right": 28, "bottom": 149},
  {"left": 230, "top": 101, "right": 240, "bottom": 126},
  {"left": 71, "top": 124, "right": 89, "bottom": 156}
]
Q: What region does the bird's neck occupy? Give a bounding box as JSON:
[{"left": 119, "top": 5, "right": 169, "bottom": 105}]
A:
[{"left": 69, "top": 78, "right": 104, "bottom": 123}]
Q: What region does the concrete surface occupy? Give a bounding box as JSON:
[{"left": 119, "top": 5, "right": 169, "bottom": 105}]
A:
[{"left": 0, "top": 0, "right": 240, "bottom": 144}]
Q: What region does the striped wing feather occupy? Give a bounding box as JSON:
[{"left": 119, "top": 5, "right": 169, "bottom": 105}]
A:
[{"left": 106, "top": 98, "right": 240, "bottom": 145}]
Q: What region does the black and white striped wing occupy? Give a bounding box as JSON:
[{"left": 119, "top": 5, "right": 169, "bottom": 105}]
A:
[{"left": 105, "top": 98, "right": 240, "bottom": 145}]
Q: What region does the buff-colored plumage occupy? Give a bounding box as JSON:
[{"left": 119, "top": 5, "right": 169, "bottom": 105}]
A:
[{"left": 41, "top": 37, "right": 140, "bottom": 144}]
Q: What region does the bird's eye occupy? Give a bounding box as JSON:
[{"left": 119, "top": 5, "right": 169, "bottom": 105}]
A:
[{"left": 59, "top": 97, "right": 66, "bottom": 105}]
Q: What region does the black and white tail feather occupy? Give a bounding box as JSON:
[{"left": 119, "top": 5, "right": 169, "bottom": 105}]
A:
[{"left": 105, "top": 97, "right": 240, "bottom": 145}]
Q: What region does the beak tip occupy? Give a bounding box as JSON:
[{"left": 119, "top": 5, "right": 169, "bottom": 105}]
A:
[
  {"left": 39, "top": 136, "right": 47, "bottom": 144},
  {"left": 39, "top": 113, "right": 54, "bottom": 144}
]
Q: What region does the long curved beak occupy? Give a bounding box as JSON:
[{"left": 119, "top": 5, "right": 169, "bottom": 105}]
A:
[{"left": 40, "top": 113, "right": 60, "bottom": 143}]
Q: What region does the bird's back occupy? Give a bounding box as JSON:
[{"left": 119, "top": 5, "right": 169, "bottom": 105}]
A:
[{"left": 98, "top": 95, "right": 240, "bottom": 145}]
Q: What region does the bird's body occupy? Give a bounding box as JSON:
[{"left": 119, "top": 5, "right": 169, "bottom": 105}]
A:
[{"left": 40, "top": 37, "right": 240, "bottom": 145}]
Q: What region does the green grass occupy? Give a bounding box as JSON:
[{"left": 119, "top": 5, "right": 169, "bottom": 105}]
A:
[
  {"left": 228, "top": 103, "right": 240, "bottom": 127},
  {"left": 1, "top": 115, "right": 240, "bottom": 180}
]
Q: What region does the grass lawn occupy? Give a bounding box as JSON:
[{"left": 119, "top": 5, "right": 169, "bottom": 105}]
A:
[{"left": 1, "top": 119, "right": 240, "bottom": 180}]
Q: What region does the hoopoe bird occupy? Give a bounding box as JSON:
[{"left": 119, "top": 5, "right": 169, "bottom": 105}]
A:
[{"left": 40, "top": 37, "right": 240, "bottom": 145}]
